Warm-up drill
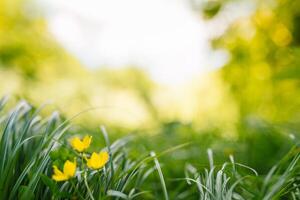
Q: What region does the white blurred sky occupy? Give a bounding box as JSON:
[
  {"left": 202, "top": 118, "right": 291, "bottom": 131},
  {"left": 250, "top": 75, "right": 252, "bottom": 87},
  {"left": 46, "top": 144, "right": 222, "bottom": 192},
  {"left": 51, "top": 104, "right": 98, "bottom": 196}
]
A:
[{"left": 37, "top": 0, "right": 252, "bottom": 85}]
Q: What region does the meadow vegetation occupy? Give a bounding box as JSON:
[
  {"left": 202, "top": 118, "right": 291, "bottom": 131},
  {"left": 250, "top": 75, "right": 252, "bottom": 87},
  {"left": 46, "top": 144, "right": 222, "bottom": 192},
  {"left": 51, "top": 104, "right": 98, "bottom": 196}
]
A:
[
  {"left": 1, "top": 0, "right": 300, "bottom": 199},
  {"left": 0, "top": 97, "right": 299, "bottom": 199}
]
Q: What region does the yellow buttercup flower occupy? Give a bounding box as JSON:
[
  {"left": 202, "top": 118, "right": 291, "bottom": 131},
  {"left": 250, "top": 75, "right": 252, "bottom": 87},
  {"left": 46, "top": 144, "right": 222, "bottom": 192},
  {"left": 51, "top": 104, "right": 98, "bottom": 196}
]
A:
[
  {"left": 52, "top": 160, "right": 76, "bottom": 182},
  {"left": 86, "top": 151, "right": 109, "bottom": 170},
  {"left": 70, "top": 135, "right": 92, "bottom": 152}
]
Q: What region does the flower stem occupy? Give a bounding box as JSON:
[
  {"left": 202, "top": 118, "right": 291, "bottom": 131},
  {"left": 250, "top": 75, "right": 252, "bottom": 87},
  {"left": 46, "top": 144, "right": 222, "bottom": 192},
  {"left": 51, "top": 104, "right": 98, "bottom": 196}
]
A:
[
  {"left": 84, "top": 171, "right": 95, "bottom": 200},
  {"left": 70, "top": 180, "right": 85, "bottom": 200}
]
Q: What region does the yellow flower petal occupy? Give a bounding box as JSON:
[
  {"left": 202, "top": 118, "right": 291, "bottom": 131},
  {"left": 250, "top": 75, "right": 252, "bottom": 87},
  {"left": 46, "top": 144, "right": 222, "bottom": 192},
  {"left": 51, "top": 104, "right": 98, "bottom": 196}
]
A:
[
  {"left": 86, "top": 151, "right": 109, "bottom": 170},
  {"left": 70, "top": 135, "right": 92, "bottom": 152},
  {"left": 53, "top": 165, "right": 64, "bottom": 176},
  {"left": 52, "top": 160, "right": 76, "bottom": 182},
  {"left": 52, "top": 173, "right": 68, "bottom": 181},
  {"left": 52, "top": 165, "right": 69, "bottom": 182},
  {"left": 83, "top": 135, "right": 92, "bottom": 149},
  {"left": 98, "top": 151, "right": 109, "bottom": 167},
  {"left": 63, "top": 160, "right": 76, "bottom": 178},
  {"left": 70, "top": 137, "right": 85, "bottom": 152}
]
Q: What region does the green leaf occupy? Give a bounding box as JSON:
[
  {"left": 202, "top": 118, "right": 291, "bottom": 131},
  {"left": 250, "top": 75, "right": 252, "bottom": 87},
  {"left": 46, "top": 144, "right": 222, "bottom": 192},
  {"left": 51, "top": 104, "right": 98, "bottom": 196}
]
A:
[
  {"left": 40, "top": 174, "right": 58, "bottom": 195},
  {"left": 107, "top": 190, "right": 128, "bottom": 199},
  {"left": 18, "top": 186, "right": 35, "bottom": 200}
]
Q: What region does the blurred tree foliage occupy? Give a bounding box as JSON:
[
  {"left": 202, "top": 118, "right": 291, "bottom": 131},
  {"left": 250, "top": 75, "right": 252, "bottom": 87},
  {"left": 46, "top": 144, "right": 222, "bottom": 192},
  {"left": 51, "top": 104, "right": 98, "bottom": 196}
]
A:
[
  {"left": 2, "top": 0, "right": 300, "bottom": 136},
  {"left": 0, "top": 0, "right": 85, "bottom": 79},
  {"left": 189, "top": 0, "right": 300, "bottom": 171},
  {"left": 0, "top": 0, "right": 158, "bottom": 127},
  {"left": 97, "top": 67, "right": 158, "bottom": 121},
  {"left": 205, "top": 0, "right": 300, "bottom": 128}
]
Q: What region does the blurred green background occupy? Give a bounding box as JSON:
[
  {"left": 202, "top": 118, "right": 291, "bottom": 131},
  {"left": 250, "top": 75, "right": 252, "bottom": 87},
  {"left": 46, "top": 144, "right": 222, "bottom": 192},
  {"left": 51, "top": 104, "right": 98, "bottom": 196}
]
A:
[{"left": 1, "top": 0, "right": 300, "bottom": 175}]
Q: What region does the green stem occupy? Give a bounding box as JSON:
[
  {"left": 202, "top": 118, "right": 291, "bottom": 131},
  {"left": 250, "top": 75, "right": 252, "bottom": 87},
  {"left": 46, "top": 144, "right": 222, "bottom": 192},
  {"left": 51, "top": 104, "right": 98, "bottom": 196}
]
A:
[
  {"left": 98, "top": 169, "right": 102, "bottom": 200},
  {"left": 84, "top": 171, "right": 95, "bottom": 200},
  {"left": 70, "top": 180, "right": 85, "bottom": 200}
]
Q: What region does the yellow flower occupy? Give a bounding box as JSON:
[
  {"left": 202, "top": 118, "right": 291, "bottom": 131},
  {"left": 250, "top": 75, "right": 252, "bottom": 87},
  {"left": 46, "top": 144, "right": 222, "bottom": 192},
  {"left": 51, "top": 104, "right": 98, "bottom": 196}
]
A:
[
  {"left": 70, "top": 135, "right": 92, "bottom": 152},
  {"left": 52, "top": 160, "right": 76, "bottom": 182},
  {"left": 86, "top": 151, "right": 109, "bottom": 170}
]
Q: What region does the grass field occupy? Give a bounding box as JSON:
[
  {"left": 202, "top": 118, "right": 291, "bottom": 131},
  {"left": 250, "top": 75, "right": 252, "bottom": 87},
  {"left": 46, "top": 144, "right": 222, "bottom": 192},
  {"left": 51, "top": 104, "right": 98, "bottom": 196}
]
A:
[
  {"left": 1, "top": 0, "right": 300, "bottom": 199},
  {"left": 0, "top": 97, "right": 299, "bottom": 200}
]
